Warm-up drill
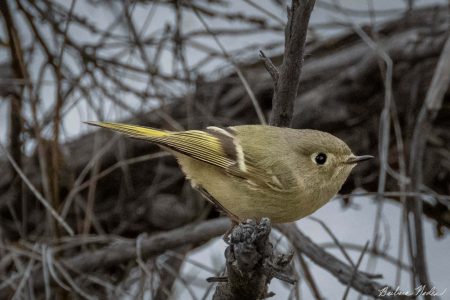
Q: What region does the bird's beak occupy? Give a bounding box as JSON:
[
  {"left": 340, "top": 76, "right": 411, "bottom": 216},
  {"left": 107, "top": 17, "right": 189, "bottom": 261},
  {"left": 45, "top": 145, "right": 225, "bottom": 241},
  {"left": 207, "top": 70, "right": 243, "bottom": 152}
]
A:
[{"left": 345, "top": 155, "right": 374, "bottom": 164}]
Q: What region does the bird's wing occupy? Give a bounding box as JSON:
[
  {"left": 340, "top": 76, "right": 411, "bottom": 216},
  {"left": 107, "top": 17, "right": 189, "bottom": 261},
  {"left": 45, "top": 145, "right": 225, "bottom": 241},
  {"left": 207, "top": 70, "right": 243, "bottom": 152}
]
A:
[
  {"left": 165, "top": 127, "right": 287, "bottom": 191},
  {"left": 84, "top": 122, "right": 286, "bottom": 191}
]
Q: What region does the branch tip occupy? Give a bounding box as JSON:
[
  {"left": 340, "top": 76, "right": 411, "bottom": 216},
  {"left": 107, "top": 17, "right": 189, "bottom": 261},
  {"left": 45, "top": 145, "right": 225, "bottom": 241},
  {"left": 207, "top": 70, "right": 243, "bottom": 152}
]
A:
[{"left": 259, "top": 50, "right": 279, "bottom": 84}]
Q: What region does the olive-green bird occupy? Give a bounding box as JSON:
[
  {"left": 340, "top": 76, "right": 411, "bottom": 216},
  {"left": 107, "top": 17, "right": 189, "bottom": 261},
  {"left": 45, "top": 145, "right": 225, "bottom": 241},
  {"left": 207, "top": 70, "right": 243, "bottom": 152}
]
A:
[{"left": 85, "top": 122, "right": 373, "bottom": 223}]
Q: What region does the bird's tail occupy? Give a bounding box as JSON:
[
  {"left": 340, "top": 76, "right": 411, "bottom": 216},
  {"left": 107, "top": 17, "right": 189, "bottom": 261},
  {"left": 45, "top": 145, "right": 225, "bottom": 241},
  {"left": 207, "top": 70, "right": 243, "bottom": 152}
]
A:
[{"left": 84, "top": 121, "right": 170, "bottom": 141}]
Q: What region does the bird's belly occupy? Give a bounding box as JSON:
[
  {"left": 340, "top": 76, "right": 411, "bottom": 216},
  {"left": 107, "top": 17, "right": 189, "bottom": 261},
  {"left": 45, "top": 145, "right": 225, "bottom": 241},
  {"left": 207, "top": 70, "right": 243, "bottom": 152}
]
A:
[{"left": 176, "top": 154, "right": 332, "bottom": 223}]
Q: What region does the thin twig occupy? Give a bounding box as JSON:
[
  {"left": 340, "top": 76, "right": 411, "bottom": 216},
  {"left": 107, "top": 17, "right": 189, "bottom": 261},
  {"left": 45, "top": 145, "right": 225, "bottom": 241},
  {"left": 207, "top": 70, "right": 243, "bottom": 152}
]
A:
[
  {"left": 259, "top": 50, "right": 279, "bottom": 83},
  {"left": 0, "top": 218, "right": 230, "bottom": 298},
  {"left": 309, "top": 217, "right": 355, "bottom": 267},
  {"left": 243, "top": 0, "right": 286, "bottom": 26},
  {"left": 192, "top": 6, "right": 267, "bottom": 125},
  {"left": 342, "top": 241, "right": 370, "bottom": 300},
  {"left": 297, "top": 253, "right": 322, "bottom": 300},
  {"left": 277, "top": 224, "right": 407, "bottom": 299},
  {"left": 11, "top": 245, "right": 38, "bottom": 300},
  {"left": 0, "top": 143, "right": 74, "bottom": 236}
]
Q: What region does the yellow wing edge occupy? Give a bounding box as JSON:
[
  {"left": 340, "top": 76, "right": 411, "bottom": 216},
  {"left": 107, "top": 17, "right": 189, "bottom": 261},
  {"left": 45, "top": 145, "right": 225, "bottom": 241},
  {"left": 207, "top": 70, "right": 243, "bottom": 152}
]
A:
[{"left": 84, "top": 121, "right": 169, "bottom": 139}]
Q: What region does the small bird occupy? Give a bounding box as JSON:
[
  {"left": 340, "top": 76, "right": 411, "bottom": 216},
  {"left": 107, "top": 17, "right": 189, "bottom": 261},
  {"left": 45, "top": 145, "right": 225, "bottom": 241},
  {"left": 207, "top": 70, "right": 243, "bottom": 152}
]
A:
[{"left": 85, "top": 122, "right": 373, "bottom": 223}]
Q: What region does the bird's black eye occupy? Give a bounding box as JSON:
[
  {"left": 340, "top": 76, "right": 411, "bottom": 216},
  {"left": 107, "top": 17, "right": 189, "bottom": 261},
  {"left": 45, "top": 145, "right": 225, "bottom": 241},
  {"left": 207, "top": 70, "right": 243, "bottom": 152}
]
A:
[{"left": 315, "top": 153, "right": 327, "bottom": 165}]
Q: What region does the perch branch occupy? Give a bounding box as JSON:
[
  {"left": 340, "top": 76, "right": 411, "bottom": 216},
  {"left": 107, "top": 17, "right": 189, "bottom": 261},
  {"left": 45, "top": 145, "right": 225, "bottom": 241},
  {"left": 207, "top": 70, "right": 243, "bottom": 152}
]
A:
[{"left": 212, "top": 219, "right": 295, "bottom": 300}]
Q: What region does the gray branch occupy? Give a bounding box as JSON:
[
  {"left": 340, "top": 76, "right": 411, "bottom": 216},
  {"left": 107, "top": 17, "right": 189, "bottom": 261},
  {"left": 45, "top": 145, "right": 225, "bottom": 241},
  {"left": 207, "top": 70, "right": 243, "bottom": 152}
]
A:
[
  {"left": 0, "top": 218, "right": 231, "bottom": 298},
  {"left": 277, "top": 224, "right": 411, "bottom": 299},
  {"left": 270, "top": 0, "right": 316, "bottom": 127},
  {"left": 407, "top": 34, "right": 450, "bottom": 296},
  {"left": 212, "top": 219, "right": 294, "bottom": 300}
]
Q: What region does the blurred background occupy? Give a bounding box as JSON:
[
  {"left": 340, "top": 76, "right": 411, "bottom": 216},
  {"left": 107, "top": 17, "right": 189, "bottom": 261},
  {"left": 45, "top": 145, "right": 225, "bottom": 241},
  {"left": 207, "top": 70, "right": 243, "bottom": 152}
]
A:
[{"left": 0, "top": 0, "right": 449, "bottom": 299}]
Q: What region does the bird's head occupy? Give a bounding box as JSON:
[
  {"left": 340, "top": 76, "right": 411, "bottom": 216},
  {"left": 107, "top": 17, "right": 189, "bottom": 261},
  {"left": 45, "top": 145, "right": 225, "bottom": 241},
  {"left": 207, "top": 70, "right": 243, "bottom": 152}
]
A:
[{"left": 292, "top": 129, "right": 373, "bottom": 188}]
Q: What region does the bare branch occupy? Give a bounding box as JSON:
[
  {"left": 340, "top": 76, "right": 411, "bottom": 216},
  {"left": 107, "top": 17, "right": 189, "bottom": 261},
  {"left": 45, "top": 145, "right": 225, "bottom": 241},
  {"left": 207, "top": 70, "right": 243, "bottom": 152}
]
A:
[
  {"left": 277, "top": 224, "right": 408, "bottom": 299},
  {"left": 270, "top": 0, "right": 316, "bottom": 127},
  {"left": 408, "top": 34, "right": 450, "bottom": 294},
  {"left": 259, "top": 50, "right": 279, "bottom": 84},
  {"left": 0, "top": 143, "right": 75, "bottom": 236},
  {"left": 0, "top": 0, "right": 25, "bottom": 235},
  {"left": 342, "top": 241, "right": 369, "bottom": 299},
  {"left": 0, "top": 218, "right": 230, "bottom": 298}
]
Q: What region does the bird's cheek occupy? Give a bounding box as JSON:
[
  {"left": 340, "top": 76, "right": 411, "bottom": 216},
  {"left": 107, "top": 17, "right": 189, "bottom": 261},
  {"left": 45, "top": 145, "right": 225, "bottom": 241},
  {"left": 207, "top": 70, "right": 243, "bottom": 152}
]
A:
[
  {"left": 343, "top": 166, "right": 354, "bottom": 179},
  {"left": 333, "top": 166, "right": 348, "bottom": 182}
]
